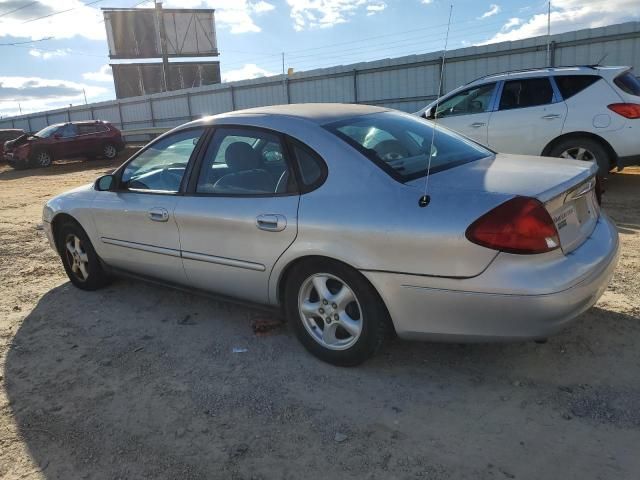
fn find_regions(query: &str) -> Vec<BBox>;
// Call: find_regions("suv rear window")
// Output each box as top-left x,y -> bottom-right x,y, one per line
614,72 -> 640,96
555,75 -> 600,100
324,111 -> 492,182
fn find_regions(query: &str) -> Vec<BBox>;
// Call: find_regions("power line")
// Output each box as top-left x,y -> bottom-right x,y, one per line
21,0 -> 105,24
0,1 -> 39,18
0,36 -> 53,46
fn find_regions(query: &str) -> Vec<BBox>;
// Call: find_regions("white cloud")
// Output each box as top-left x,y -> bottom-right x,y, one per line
0,76 -> 107,115
479,4 -> 501,19
28,48 -> 69,60
481,0 -> 640,45
82,64 -> 113,83
421,0 -> 433,4
501,17 -> 522,31
222,63 -> 276,82
0,0 -> 105,41
287,0 -> 388,31
366,2 -> 386,16
164,0 -> 276,34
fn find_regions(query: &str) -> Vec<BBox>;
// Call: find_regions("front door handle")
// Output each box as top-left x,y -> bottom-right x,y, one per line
542,114 -> 561,119
149,207 -> 169,222
256,214 -> 287,232
470,122 -> 486,128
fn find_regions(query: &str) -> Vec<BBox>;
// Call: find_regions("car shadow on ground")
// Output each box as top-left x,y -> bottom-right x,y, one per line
5,278 -> 640,479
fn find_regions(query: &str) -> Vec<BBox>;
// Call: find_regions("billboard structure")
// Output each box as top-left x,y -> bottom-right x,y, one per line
103,4 -> 221,98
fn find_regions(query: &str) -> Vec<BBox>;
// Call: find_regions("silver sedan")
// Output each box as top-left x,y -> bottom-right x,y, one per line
42,104 -> 619,366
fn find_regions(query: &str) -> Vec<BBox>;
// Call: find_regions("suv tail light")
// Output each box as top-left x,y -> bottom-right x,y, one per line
465,197 -> 560,254
607,103 -> 640,119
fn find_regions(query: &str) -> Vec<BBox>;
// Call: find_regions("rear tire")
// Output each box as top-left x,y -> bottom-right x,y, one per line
57,221 -> 111,291
284,259 -> 391,366
548,137 -> 611,176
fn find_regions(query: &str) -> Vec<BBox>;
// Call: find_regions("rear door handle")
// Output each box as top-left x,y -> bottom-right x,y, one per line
149,207 -> 169,222
470,122 -> 486,128
542,114 -> 561,119
256,214 -> 286,232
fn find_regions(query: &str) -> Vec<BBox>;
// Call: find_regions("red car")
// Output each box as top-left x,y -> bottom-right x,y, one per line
0,129 -> 26,161
4,121 -> 124,169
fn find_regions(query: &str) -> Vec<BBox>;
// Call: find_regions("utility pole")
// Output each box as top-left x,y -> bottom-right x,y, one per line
83,88 -> 88,105
18,103 -> 22,115
281,52 -> 286,102
156,1 -> 170,92
546,1 -> 551,66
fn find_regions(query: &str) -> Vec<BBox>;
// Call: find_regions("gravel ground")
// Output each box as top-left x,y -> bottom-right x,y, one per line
0,157 -> 639,480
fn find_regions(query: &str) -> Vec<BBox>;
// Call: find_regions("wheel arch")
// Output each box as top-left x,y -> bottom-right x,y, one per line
541,131 -> 618,166
50,213 -> 83,254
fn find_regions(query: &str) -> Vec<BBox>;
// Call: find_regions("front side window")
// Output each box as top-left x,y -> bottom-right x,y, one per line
325,111 -> 492,182
499,78 -> 553,110
59,124 -> 78,138
196,127 -> 295,195
614,71 -> 640,96
121,128 -> 204,193
435,83 -> 496,118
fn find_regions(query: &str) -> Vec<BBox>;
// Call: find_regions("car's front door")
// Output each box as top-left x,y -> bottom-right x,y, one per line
91,127 -> 205,283
487,77 -> 567,155
175,126 -> 300,304
433,83 -> 497,145
52,123 -> 80,159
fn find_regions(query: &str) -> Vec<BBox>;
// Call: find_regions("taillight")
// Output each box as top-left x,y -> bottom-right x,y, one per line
607,103 -> 640,119
465,197 -> 560,254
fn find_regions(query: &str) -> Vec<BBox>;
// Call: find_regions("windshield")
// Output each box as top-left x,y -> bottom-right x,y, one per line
324,111 -> 493,182
35,125 -> 60,138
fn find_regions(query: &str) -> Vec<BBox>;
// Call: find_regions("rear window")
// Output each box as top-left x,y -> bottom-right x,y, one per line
555,75 -> 600,100
324,111 -> 492,182
614,72 -> 640,96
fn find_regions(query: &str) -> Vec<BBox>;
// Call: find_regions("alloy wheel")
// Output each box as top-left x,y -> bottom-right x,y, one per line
36,151 -> 52,167
65,234 -> 90,282
103,144 -> 117,159
560,147 -> 596,162
298,273 -> 363,351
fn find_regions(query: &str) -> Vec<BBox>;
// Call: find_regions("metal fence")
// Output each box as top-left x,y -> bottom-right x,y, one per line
2,21 -> 639,138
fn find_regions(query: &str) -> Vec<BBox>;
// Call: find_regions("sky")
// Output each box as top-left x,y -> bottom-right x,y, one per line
0,0 -> 639,117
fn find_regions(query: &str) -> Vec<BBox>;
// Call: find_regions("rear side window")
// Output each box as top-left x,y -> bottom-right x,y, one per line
555,75 -> 600,100
499,78 -> 554,110
291,141 -> 326,190
78,124 -> 98,135
614,72 -> 640,96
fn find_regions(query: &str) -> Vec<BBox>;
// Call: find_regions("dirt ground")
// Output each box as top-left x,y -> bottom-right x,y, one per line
0,155 -> 639,480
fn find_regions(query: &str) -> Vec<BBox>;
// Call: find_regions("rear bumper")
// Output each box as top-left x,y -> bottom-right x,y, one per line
363,213 -> 620,341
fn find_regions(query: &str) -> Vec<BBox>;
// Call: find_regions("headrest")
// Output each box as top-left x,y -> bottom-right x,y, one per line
225,142 -> 260,171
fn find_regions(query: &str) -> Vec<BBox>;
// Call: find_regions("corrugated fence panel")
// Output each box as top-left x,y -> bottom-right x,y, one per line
3,22 -> 639,132
189,89 -> 233,116
152,96 -> 190,123
290,74 -> 355,103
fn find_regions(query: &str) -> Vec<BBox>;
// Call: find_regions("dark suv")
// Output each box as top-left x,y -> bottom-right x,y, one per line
4,121 -> 124,169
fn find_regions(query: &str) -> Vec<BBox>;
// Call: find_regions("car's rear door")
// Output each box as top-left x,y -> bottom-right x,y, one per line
91,127 -> 206,283
433,83 -> 497,145
53,123 -> 81,158
174,126 -> 300,304
487,77 -> 567,155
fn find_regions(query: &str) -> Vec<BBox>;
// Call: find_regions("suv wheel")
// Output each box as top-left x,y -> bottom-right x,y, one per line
548,137 -> 611,176
31,150 -> 52,168
284,259 -> 391,366
102,143 -> 117,159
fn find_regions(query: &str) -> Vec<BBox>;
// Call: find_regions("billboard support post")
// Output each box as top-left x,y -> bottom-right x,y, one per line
156,2 -> 170,92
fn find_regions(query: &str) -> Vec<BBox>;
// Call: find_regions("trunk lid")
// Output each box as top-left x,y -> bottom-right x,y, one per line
408,153 -> 600,253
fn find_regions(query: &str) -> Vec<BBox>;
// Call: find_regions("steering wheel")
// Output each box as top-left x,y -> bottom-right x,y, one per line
373,140 -> 411,162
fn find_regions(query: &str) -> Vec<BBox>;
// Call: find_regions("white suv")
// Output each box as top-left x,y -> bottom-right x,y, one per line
416,66 -> 640,174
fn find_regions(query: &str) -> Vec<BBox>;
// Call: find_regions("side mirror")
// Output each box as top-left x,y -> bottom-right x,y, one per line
95,174 -> 115,191
423,107 -> 435,120
53,133 -> 61,139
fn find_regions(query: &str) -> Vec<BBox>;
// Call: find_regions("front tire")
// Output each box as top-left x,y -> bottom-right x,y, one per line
548,137 -> 611,176
102,143 -> 118,160
30,149 -> 52,168
57,221 -> 111,291
284,259 -> 391,366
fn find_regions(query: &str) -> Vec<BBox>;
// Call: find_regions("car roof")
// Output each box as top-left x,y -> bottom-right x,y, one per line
197,103 -> 391,126
468,65 -> 629,85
